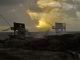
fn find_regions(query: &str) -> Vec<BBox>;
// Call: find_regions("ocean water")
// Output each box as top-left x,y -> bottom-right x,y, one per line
0,31 -> 80,40
0,32 -> 56,40
0,32 -> 11,40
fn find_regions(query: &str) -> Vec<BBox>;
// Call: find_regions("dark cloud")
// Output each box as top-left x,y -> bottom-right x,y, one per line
0,0 -> 42,12
0,6 -> 38,27
26,0 -> 42,12
0,0 -> 28,6
65,0 -> 74,4
0,0 -> 42,29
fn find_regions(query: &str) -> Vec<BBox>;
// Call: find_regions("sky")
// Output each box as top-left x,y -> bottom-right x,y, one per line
0,0 -> 80,32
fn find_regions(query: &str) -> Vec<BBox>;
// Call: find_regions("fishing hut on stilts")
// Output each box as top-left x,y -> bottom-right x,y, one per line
0,15 -> 33,39
52,23 -> 66,35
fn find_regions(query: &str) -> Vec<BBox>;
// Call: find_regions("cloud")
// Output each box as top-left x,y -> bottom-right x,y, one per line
0,0 -> 80,31
0,0 -> 27,6
11,9 -> 17,12
0,0 -> 42,12
0,0 -> 41,26
26,0 -> 80,31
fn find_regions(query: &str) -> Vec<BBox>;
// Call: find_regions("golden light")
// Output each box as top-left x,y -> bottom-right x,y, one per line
36,25 -> 40,28
37,0 -> 56,7
26,9 -> 38,20
26,9 -> 34,16
26,0 -> 59,30
36,19 -> 48,28
26,9 -> 49,28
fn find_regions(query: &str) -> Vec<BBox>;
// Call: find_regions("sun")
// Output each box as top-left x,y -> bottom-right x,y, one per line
36,25 -> 41,28
36,19 -> 48,28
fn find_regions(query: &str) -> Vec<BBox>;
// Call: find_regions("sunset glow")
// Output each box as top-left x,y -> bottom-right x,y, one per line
26,0 -> 61,29
0,0 -> 80,32
26,9 -> 49,28
36,19 -> 48,28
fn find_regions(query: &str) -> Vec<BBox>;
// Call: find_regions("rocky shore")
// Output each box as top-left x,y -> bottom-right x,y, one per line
0,33 -> 80,60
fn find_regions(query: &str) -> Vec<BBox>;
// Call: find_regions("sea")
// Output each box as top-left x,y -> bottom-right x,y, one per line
0,32 -> 55,40
0,31 -> 80,40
